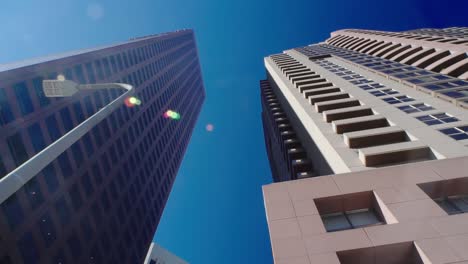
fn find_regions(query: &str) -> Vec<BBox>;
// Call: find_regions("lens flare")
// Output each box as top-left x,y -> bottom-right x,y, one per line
206,124 -> 214,132
164,110 -> 181,120
124,96 -> 141,108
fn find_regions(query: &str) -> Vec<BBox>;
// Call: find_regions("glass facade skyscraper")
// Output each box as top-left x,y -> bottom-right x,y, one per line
0,29 -> 204,264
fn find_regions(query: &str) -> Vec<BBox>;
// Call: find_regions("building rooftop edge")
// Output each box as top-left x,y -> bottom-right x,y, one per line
0,29 -> 193,73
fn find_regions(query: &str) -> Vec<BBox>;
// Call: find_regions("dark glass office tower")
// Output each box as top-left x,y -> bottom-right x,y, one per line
0,29 -> 205,264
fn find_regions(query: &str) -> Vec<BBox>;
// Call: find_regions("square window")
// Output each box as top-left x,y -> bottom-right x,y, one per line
315,191 -> 386,232
419,178 -> 468,215
337,242 -> 425,264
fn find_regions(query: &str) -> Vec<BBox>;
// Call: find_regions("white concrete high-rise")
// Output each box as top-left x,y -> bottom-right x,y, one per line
260,27 -> 468,264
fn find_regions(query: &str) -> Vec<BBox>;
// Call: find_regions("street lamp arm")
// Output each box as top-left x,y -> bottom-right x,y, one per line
77,83 -> 133,92
0,82 -> 134,204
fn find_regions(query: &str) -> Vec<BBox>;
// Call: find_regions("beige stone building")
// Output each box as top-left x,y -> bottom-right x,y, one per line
260,27 -> 468,264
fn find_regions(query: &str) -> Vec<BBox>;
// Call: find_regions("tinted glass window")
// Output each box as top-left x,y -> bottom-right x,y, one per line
85,63 -> 96,83
92,163 -> 103,185
60,107 -> 74,132
103,58 -> 111,77
71,142 -> 84,167
81,172 -> 95,196
41,164 -> 59,193
37,212 -> 57,247
13,82 -> 34,116
110,56 -> 118,73
91,202 -> 102,225
7,133 -> 29,166
58,151 -> 73,178
116,54 -> 124,70
64,68 -> 73,80
84,95 -> 94,117
95,60 -> 104,80
100,190 -> 111,212
101,120 -> 111,139
17,232 -> 39,263
73,64 -> 86,83
94,91 -> 103,109
101,153 -> 111,173
27,123 -> 46,152
80,216 -> 94,241
82,133 -> 94,156
67,232 -> 82,258
32,77 -> 50,107
55,197 -> 71,226
0,155 -> 7,178
1,193 -> 24,230
73,101 -> 85,123
53,250 -> 67,264
24,177 -> 45,210
69,183 -> 83,210
45,114 -> 62,141
0,88 -> 15,125
92,126 -> 103,147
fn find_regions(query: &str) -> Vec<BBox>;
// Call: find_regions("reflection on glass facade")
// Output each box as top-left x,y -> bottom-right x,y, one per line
0,29 -> 204,264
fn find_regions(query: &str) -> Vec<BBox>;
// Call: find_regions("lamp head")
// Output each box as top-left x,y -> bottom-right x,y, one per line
43,80 -> 79,97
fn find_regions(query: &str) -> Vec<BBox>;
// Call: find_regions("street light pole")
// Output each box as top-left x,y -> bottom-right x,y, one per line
0,79 -> 134,204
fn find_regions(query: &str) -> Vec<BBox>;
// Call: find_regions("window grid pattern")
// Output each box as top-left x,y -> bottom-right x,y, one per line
304,51 -> 463,142
296,43 -> 468,106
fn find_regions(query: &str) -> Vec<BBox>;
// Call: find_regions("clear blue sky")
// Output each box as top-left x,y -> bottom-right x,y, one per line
1,0 -> 467,263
